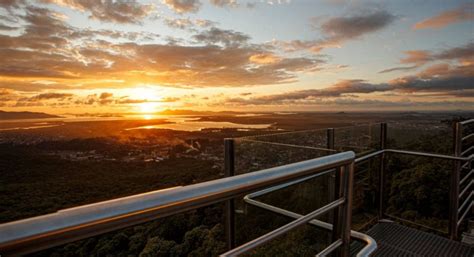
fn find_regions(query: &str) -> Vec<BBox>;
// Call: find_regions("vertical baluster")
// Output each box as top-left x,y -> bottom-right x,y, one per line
224,138 -> 236,250
340,162 -> 355,257
449,122 -> 462,240
378,123 -> 387,219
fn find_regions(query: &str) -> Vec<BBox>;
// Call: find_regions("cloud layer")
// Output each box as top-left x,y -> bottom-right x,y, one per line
413,3 -> 474,29
0,6 -> 324,93
39,0 -> 154,24
0,1 -> 472,111
379,43 -> 474,73
277,9 -> 397,52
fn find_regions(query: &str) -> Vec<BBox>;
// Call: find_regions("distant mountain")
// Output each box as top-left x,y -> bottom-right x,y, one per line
158,109 -> 238,116
0,110 -> 61,120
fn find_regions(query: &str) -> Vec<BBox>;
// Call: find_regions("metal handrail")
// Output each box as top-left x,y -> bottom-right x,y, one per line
459,119 -> 474,125
458,202 -> 474,226
238,138 -> 337,152
459,180 -> 473,199
221,157 -> 356,256
235,146 -> 473,255
222,198 -> 346,256
460,169 -> 473,185
459,192 -> 473,214
355,149 -> 473,162
241,175 -> 378,257
0,152 -> 355,256
461,146 -> 474,157
462,133 -> 474,142
229,147 -> 473,257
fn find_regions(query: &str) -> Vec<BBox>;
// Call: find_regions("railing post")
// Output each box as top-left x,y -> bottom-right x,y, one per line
340,162 -> 355,257
224,139 -> 236,250
449,122 -> 462,240
332,166 -> 343,249
327,128 -> 336,235
378,123 -> 387,219
327,128 -> 335,150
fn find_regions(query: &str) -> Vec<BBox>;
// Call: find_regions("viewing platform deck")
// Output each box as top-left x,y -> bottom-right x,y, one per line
352,221 -> 474,256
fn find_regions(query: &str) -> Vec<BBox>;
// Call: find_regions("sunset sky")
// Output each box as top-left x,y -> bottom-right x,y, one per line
0,0 -> 473,114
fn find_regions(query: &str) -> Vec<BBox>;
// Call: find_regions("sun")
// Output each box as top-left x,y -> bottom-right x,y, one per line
139,102 -> 159,113
130,87 -> 159,100
127,87 -> 163,116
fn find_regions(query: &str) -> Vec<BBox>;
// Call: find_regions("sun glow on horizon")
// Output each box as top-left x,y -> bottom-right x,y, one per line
128,87 -> 164,116
138,102 -> 161,114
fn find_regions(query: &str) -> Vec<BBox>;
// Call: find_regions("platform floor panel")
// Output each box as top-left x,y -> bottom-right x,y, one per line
352,222 -> 474,257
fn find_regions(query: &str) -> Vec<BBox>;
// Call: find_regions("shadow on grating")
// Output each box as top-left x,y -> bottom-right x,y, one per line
351,221 -> 474,257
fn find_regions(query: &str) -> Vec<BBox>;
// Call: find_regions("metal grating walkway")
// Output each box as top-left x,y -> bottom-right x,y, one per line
352,221 -> 474,257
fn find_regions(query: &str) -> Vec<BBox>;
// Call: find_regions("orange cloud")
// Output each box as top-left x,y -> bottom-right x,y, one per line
0,6 -> 324,93
413,4 -> 474,29
39,0 -> 154,24
249,53 -> 281,64
163,0 -> 201,14
400,50 -> 431,65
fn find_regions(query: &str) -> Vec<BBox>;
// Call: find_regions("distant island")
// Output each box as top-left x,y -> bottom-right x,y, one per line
0,110 -> 61,120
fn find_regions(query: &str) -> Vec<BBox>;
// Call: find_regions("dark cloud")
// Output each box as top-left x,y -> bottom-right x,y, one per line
163,0 -> 201,14
99,92 -> 113,99
380,43 -> 474,73
164,17 -> 193,29
278,9 -> 397,52
0,88 -> 13,96
435,42 -> 474,60
0,23 -> 17,30
393,75 -> 473,93
98,92 -> 113,104
116,98 -> 148,104
319,10 -> 396,44
378,65 -> 418,74
220,95 -> 473,109
413,3 -> 474,29
391,63 -> 474,93
252,79 -> 391,103
193,27 -> 250,47
161,97 -> 180,102
222,63 -> 474,106
0,79 -> 70,92
40,0 -> 153,24
246,2 -> 256,9
30,92 -> 74,100
163,18 -> 216,30
210,0 -> 238,8
0,88 -> 19,106
79,29 -> 160,41
0,0 -> 25,9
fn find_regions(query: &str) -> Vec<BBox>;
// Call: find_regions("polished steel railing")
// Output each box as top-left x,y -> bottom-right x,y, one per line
241,174 -> 377,257
0,151 -> 371,257
226,120 -> 473,243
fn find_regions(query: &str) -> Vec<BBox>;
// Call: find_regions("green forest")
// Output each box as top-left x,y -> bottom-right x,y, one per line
1,118 -> 472,256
